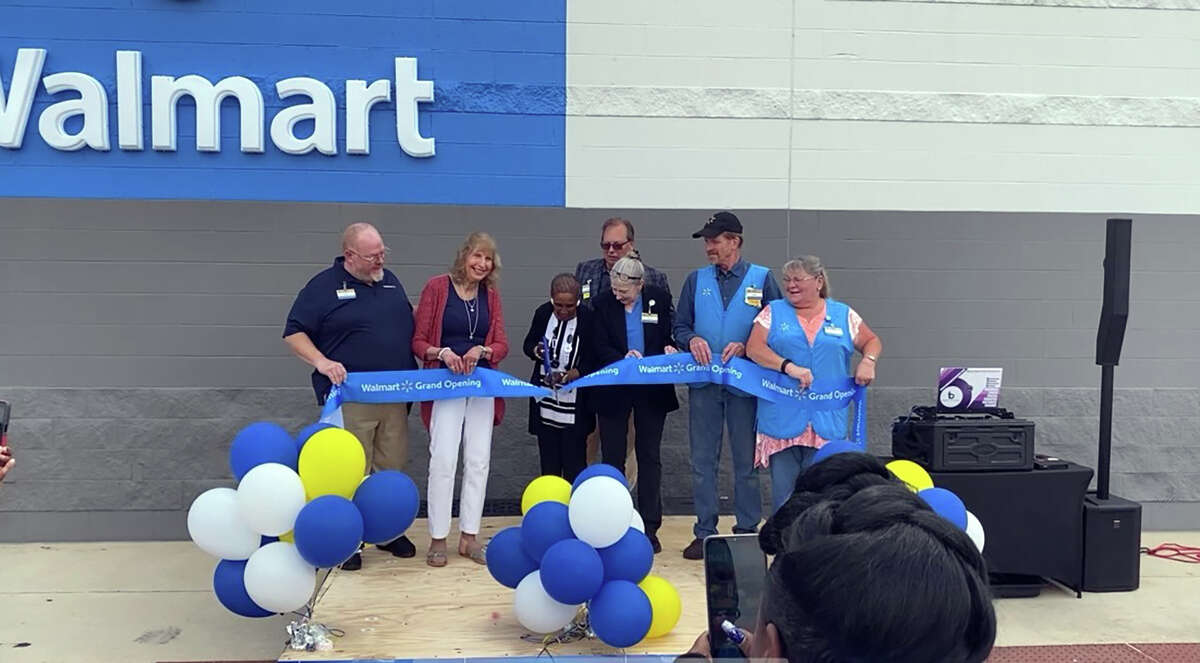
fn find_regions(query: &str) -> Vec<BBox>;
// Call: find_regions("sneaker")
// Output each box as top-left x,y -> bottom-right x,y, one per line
341,551 -> 362,571
648,534 -> 662,555
682,538 -> 704,560
376,535 -> 416,558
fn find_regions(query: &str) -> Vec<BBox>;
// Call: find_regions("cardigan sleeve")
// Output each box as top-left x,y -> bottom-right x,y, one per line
523,303 -> 550,362
411,276 -> 441,360
485,286 -> 510,364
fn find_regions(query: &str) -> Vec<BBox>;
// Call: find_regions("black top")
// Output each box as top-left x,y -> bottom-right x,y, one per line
284,257 -> 416,403
523,302 -> 595,435
588,285 -> 680,417
441,283 -> 491,369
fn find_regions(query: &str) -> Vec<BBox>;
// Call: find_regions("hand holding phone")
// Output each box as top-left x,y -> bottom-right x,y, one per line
704,534 -> 767,659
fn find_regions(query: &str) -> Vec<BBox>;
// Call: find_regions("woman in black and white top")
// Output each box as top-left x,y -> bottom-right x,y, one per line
522,273 -> 593,482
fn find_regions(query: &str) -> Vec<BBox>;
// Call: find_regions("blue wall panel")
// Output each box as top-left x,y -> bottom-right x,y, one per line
0,0 -> 566,205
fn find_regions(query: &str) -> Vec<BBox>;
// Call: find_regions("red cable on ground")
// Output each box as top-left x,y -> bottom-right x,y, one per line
1140,542 -> 1200,564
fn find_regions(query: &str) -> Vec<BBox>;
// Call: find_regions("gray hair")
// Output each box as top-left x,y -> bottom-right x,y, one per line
783,255 -> 830,298
341,222 -> 381,251
610,256 -> 645,288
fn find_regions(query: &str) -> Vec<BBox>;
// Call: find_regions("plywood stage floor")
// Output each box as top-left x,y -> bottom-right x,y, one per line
279,519 -> 1200,662
280,515 -> 713,661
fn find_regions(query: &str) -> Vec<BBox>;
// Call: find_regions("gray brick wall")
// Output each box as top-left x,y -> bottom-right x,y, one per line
2,200 -> 1197,540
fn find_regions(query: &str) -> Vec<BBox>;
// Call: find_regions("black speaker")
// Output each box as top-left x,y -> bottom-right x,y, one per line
1082,493 -> 1141,592
1096,218 -> 1131,366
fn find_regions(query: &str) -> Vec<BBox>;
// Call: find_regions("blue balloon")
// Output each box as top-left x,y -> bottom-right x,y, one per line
598,529 -> 653,583
919,487 -> 968,530
812,440 -> 863,466
486,527 -> 539,589
213,559 -> 273,618
353,471 -> 420,544
589,580 -> 652,648
293,495 -> 364,568
572,464 -> 628,493
229,421 -> 298,480
521,501 -> 575,561
540,539 -> 604,605
295,422 -> 335,452
259,535 -> 279,547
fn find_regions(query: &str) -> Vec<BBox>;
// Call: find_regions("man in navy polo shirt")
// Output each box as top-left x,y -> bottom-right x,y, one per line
283,222 -> 418,569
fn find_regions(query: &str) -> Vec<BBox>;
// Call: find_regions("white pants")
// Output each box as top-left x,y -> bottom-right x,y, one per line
427,396 -> 494,539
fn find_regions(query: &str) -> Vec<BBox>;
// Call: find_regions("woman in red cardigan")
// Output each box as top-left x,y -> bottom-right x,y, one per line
412,232 -> 509,567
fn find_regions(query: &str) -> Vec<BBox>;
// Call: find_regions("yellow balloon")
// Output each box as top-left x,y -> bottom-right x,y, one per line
886,459 -> 934,493
278,530 -> 294,543
639,574 -> 682,639
298,428 -> 366,500
520,475 -> 572,514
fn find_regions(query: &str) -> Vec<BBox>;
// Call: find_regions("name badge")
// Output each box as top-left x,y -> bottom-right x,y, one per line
744,286 -> 763,307
582,281 -> 592,300
382,284 -> 397,289
824,325 -> 844,337
641,313 -> 659,324
336,288 -> 357,300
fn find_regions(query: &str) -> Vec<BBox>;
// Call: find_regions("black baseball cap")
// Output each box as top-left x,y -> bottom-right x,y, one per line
692,211 -> 743,238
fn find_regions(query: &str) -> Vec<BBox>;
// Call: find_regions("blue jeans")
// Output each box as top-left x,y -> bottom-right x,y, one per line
688,385 -> 761,538
768,445 -> 818,513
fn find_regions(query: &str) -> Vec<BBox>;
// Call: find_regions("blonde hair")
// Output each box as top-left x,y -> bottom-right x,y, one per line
450,232 -> 501,288
783,255 -> 829,298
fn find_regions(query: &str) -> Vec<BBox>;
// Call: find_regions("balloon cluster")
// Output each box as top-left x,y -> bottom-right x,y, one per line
187,421 -> 420,618
486,465 -> 682,648
813,441 -> 986,552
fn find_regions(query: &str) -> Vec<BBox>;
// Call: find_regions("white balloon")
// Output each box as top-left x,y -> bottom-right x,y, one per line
965,511 -> 986,553
237,463 -> 307,536
244,542 -> 316,614
514,571 -> 578,634
569,476 -> 634,548
630,509 -> 645,534
187,487 -> 261,560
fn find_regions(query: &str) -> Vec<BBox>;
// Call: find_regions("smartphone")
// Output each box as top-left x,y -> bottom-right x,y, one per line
0,399 -> 10,448
704,534 -> 767,659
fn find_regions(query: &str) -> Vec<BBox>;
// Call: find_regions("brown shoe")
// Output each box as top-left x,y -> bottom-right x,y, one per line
683,538 -> 704,560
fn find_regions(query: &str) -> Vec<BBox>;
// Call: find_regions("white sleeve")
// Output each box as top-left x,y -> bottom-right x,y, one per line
848,308 -> 863,343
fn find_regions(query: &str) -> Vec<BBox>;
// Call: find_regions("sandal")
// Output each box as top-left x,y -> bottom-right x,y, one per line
426,548 -> 448,568
458,540 -> 487,565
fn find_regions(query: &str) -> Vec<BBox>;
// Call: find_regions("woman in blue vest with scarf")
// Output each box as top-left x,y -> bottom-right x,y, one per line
746,255 -> 883,512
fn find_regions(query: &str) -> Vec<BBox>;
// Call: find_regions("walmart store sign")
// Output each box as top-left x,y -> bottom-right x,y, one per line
0,48 -> 436,157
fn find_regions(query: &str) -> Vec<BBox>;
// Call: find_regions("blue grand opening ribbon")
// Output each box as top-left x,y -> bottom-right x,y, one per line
566,354 -> 868,444
565,353 -> 785,400
319,368 -> 550,426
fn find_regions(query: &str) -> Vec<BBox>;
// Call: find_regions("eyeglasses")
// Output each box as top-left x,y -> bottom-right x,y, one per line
349,247 -> 390,263
783,274 -> 820,284
601,240 -> 630,251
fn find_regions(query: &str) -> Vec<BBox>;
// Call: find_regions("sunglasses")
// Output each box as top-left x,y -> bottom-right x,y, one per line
601,240 -> 630,251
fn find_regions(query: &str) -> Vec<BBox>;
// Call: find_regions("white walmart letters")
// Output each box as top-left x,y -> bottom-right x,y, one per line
0,48 -> 436,156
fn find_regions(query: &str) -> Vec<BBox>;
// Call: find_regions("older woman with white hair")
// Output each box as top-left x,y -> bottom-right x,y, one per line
746,255 -> 882,512
587,255 -> 678,553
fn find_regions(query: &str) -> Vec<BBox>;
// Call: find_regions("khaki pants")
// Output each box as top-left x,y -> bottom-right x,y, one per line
585,414 -> 637,488
341,402 -> 409,473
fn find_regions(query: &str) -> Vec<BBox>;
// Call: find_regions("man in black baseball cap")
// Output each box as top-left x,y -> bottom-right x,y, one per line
691,210 -> 744,238
673,211 -> 782,559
